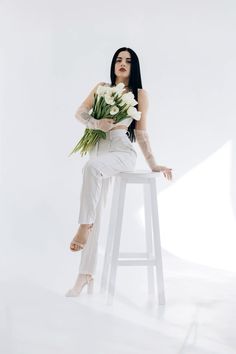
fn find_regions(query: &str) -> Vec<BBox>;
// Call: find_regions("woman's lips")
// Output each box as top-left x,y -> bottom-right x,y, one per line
119,68 -> 126,71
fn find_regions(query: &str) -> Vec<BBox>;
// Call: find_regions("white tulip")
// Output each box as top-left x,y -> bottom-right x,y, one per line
127,106 -> 141,120
120,92 -> 138,106
122,92 -> 133,103
104,93 -> 115,105
96,85 -> 113,97
105,86 -> 113,95
113,82 -> 125,94
110,106 -> 119,115
96,85 -> 107,96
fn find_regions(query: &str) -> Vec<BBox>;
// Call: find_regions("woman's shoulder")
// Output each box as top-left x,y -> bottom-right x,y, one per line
98,81 -> 110,87
138,88 -> 148,101
92,81 -> 109,89
138,88 -> 148,94
90,82 -> 110,94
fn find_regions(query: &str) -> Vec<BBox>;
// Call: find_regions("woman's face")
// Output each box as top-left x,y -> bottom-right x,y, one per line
114,51 -> 131,80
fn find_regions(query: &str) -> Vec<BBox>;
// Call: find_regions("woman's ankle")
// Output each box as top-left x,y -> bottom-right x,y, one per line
80,223 -> 94,229
79,272 -> 93,278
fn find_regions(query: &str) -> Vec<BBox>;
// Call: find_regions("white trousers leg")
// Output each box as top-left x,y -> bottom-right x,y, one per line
78,179 -> 109,275
78,129 -> 137,275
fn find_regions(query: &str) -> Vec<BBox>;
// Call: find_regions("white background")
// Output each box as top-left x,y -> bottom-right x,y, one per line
1,1 -> 236,353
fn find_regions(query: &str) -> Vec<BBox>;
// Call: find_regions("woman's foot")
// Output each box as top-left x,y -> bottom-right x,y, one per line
70,224 -> 93,251
65,273 -> 94,296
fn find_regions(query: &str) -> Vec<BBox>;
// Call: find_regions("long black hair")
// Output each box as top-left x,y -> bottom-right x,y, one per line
109,47 -> 143,143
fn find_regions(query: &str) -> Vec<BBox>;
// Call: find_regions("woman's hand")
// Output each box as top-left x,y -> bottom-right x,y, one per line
97,118 -> 115,132
151,165 -> 173,180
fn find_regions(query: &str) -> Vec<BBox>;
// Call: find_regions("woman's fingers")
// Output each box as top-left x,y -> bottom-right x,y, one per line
98,118 -> 115,131
163,168 -> 173,180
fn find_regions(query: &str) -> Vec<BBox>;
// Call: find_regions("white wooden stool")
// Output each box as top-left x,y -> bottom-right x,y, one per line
100,170 -> 165,305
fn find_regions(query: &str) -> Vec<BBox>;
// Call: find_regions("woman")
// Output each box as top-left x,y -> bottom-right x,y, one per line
66,47 -> 172,296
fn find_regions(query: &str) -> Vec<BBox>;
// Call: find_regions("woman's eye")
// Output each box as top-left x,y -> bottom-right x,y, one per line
116,59 -> 131,63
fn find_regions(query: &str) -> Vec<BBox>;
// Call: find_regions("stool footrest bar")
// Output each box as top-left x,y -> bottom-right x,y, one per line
117,259 -> 156,266
119,252 -> 153,258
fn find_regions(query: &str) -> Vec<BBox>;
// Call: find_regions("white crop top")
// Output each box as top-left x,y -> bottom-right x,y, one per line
101,82 -> 133,128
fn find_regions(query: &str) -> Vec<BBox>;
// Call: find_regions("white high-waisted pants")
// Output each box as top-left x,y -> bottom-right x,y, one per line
78,129 -> 137,275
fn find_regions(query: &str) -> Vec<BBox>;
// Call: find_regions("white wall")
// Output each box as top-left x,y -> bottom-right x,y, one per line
1,0 -> 236,292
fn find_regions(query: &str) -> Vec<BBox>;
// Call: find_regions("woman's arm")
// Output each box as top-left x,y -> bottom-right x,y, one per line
134,89 -> 172,180
74,82 -> 114,132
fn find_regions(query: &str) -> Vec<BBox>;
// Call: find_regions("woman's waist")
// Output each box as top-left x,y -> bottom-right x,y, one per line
93,128 -> 136,155
107,128 -> 128,139
106,129 -> 136,151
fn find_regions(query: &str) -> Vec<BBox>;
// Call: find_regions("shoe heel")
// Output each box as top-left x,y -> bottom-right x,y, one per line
87,278 -> 94,294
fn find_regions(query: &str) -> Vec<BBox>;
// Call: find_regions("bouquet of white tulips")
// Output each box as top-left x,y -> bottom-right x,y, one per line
69,82 -> 141,156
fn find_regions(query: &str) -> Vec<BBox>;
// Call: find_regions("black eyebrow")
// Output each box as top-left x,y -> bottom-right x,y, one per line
117,56 -> 131,60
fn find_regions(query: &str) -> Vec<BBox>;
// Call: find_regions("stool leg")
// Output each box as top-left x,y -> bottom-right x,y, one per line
107,178 -> 126,305
143,183 -> 155,296
100,177 -> 120,293
150,179 -> 165,305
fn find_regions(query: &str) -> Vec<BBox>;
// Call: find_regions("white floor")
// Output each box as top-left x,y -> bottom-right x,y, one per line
1,249 -> 236,354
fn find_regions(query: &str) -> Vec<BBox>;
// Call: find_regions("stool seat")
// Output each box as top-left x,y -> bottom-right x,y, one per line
118,170 -> 159,178
100,170 -> 165,305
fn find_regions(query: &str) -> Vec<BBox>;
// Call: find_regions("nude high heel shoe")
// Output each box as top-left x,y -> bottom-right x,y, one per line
65,274 -> 94,297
